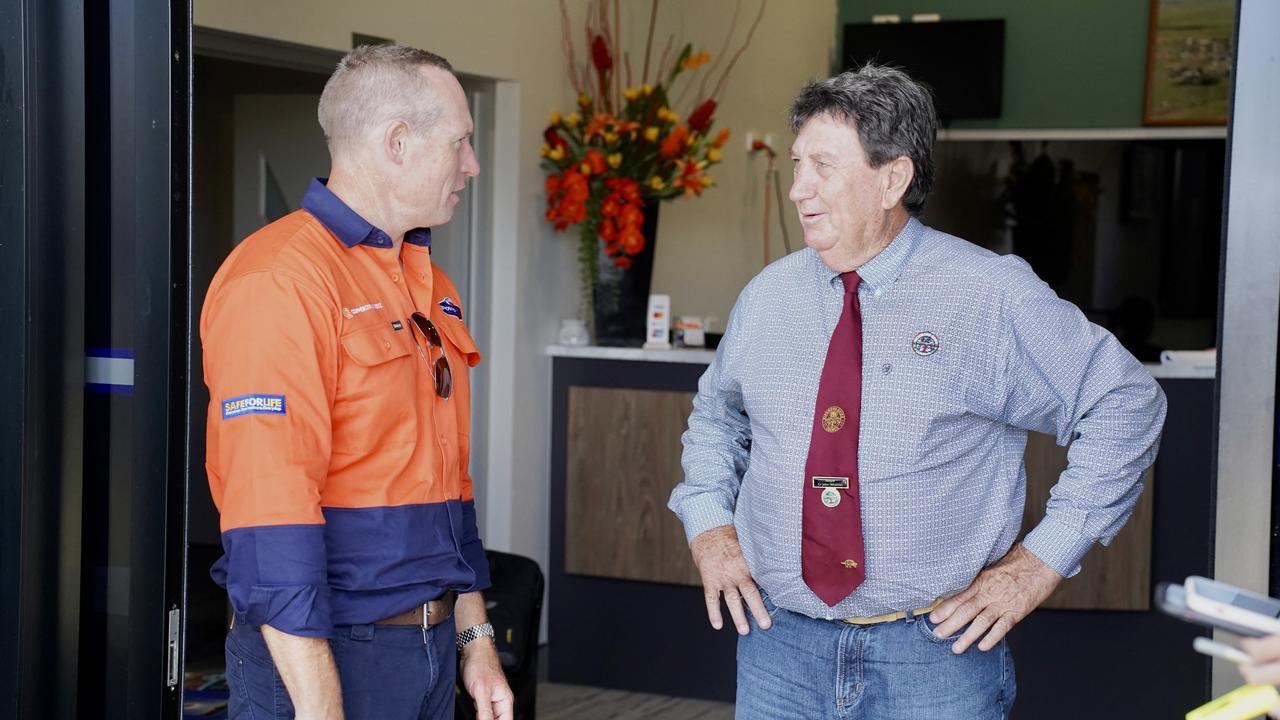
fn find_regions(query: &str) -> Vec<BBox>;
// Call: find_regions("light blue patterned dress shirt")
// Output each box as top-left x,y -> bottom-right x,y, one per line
669,218 -> 1167,620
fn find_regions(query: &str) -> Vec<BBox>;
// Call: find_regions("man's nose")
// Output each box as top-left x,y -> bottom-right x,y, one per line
788,173 -> 810,203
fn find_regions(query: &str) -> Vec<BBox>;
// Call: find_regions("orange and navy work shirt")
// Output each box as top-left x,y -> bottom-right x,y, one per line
201,178 -> 489,637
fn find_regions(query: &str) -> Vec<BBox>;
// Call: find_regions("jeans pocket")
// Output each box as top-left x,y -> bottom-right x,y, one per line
224,635 -> 257,720
758,589 -> 783,620
915,615 -> 961,645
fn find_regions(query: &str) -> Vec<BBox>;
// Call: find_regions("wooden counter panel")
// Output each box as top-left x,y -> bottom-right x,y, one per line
565,387 -> 702,586
1022,431 -> 1154,611
565,387 -> 1154,609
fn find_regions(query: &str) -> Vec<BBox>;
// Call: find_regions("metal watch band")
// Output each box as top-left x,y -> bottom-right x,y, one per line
455,622 -> 495,652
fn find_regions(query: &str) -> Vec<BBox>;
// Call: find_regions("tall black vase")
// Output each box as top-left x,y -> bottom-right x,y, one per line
593,201 -> 659,347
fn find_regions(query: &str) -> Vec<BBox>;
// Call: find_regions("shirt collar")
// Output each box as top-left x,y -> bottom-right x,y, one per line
300,177 -> 432,250
812,216 -> 923,293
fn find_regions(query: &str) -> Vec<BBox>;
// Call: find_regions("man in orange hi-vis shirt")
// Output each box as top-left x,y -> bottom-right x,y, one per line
201,45 -> 512,720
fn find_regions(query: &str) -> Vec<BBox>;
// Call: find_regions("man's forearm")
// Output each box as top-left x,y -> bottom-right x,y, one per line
261,624 -> 343,719
455,590 -> 490,635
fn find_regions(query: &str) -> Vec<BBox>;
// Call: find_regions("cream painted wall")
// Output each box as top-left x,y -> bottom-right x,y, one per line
194,0 -> 834,634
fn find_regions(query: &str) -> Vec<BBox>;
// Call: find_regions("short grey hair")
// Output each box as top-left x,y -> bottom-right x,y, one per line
317,45 -> 454,156
787,64 -> 938,216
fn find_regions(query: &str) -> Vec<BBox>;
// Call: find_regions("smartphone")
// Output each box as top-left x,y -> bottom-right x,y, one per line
1184,576 -> 1280,636
1155,581 -> 1271,638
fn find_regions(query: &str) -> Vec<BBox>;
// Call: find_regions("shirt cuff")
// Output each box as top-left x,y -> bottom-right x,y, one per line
1022,516 -> 1096,578
676,495 -> 736,545
217,524 -> 333,637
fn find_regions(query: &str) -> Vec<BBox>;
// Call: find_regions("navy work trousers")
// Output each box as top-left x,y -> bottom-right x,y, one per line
225,617 -> 457,720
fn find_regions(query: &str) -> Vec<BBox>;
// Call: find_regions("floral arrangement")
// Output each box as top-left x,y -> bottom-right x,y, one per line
541,0 -> 764,324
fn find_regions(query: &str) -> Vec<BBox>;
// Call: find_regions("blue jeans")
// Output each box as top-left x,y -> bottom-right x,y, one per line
736,595 -> 1015,719
225,617 -> 456,720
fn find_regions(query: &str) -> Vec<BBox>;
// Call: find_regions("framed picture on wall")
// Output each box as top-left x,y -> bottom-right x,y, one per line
1142,0 -> 1235,125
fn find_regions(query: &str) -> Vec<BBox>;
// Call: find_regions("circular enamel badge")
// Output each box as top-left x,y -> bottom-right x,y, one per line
912,331 -> 940,357
821,406 -> 847,433
821,488 -> 842,508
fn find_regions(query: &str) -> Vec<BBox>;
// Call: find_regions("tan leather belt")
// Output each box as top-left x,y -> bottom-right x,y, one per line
842,598 -> 943,626
377,590 -> 457,627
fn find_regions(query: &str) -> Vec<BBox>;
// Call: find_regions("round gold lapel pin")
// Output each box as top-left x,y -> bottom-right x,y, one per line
821,406 -> 847,433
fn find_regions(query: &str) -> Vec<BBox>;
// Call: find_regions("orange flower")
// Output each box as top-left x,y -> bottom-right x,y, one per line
681,52 -> 711,71
585,149 -> 607,175
711,128 -> 731,149
660,126 -> 688,158
619,227 -> 646,255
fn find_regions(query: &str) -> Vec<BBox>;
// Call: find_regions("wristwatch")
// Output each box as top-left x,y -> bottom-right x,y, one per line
456,622 -> 495,652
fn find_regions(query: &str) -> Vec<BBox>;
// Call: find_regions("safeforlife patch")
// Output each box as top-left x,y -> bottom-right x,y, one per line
438,297 -> 463,320
222,394 -> 286,420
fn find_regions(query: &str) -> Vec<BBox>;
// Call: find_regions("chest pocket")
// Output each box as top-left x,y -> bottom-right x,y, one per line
333,324 -> 416,451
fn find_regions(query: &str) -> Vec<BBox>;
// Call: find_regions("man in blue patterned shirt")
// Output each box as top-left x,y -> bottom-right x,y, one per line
669,65 -> 1166,719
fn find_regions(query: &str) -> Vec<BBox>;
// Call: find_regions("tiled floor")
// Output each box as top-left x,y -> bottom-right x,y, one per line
537,682 -> 735,720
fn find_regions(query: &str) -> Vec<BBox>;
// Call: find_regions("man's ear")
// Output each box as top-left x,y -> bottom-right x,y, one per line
881,155 -> 915,210
383,120 -> 410,165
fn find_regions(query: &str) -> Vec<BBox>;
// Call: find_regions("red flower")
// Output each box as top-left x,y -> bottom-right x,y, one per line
591,35 -> 613,72
660,126 -> 688,159
687,100 -> 717,133
544,127 -> 568,150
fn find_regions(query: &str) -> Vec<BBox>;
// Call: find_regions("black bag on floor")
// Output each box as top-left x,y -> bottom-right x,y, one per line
456,550 -> 544,720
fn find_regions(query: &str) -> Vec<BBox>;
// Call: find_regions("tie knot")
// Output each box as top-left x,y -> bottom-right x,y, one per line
841,272 -> 861,294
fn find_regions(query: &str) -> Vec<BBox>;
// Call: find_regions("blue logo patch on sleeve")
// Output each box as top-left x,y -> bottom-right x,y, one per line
438,297 -> 463,320
222,394 -> 287,420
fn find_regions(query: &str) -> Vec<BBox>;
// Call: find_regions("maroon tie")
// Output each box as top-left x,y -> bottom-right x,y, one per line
801,271 -> 866,607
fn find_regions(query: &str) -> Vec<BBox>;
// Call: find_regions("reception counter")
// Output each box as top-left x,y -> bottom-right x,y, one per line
546,346 -> 1215,718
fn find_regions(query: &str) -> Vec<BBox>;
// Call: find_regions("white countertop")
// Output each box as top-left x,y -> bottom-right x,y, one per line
547,344 -> 1216,379
546,344 -> 718,364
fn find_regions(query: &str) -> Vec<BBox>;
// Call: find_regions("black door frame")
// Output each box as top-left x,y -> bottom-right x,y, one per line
1,0 -> 190,716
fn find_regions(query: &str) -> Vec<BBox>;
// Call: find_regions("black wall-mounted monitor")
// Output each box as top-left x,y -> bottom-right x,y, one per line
842,19 -> 1005,123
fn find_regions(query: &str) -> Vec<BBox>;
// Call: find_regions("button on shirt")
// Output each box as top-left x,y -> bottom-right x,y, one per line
670,218 -> 1167,620
202,178 -> 489,637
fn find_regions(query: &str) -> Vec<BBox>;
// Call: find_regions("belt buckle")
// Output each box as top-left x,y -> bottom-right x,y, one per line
422,601 -> 431,643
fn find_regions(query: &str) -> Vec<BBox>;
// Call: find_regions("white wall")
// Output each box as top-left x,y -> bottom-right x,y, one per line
194,0 -> 835,636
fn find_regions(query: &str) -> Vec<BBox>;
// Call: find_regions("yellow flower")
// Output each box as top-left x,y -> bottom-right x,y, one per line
604,131 -> 620,145
607,153 -> 622,169
701,175 -> 715,187
539,143 -> 551,157
578,93 -> 592,108
707,147 -> 722,162
580,162 -> 592,175
624,87 -> 641,102
643,127 -> 660,142
696,159 -> 708,170
549,111 -> 562,126
649,176 -> 666,190
548,146 -> 565,161
641,84 -> 653,96
564,112 -> 582,129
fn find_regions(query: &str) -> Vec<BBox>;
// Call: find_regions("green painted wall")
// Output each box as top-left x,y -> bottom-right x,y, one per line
836,1 -> 1151,128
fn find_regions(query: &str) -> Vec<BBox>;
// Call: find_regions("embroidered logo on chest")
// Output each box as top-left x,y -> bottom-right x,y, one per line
912,331 -> 940,357
438,297 -> 463,320
341,302 -> 383,319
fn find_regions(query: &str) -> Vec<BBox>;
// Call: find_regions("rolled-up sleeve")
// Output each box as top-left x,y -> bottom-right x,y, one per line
669,291 -> 754,544
202,269 -> 338,637
994,257 -> 1167,577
